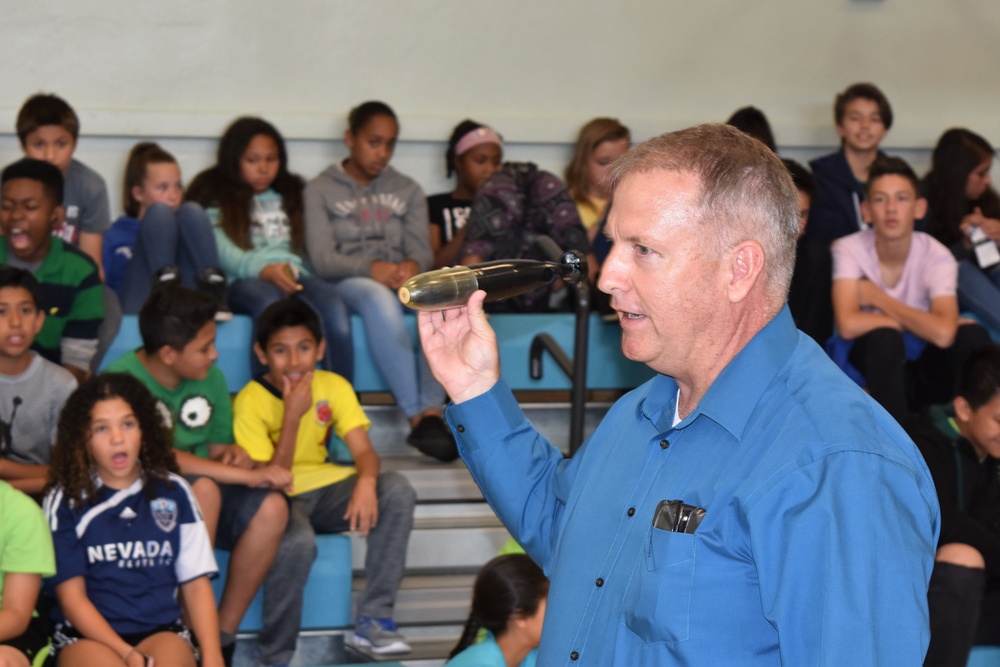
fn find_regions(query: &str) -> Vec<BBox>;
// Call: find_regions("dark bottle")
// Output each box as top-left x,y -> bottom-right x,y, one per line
399,250 -> 587,311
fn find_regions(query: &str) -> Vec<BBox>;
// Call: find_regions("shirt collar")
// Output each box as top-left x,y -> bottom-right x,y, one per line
641,306 -> 797,439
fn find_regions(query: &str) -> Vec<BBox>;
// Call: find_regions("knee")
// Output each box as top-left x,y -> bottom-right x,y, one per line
936,543 -> 985,569
192,477 -> 222,514
378,471 -> 417,511
281,517 -> 319,564
955,322 -> 991,350
253,492 -> 290,532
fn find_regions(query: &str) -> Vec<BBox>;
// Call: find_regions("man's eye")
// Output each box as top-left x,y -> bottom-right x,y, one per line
636,245 -> 651,256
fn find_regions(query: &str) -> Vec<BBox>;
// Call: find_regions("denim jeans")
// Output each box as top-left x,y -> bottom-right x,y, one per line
228,274 -> 353,380
119,202 -> 221,313
332,276 -> 445,417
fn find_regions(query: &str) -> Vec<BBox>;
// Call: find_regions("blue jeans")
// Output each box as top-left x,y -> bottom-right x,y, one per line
956,257 -> 1000,333
332,276 -> 445,417
228,274 -> 353,380
119,202 -> 221,313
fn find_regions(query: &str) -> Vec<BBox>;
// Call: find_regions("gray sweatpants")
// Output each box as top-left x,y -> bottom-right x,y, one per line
257,471 -> 416,665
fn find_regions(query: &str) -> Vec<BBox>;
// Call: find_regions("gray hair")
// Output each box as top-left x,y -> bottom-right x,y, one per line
608,124 -> 799,307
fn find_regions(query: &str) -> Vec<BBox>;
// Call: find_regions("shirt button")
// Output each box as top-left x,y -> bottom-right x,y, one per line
595,577 -> 604,587
659,439 -> 669,449
627,507 -> 635,517
570,651 -> 580,661
456,425 -> 465,433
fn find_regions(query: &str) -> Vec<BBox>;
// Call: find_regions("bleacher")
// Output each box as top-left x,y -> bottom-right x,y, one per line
101,310 -> 652,666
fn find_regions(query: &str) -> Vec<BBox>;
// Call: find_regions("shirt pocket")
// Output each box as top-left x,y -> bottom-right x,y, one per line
623,527 -> 696,644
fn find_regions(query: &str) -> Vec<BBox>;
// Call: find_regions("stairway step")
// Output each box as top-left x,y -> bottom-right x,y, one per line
350,525 -> 511,573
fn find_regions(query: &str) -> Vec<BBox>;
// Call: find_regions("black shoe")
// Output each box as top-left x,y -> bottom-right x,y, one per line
197,268 -> 234,322
152,265 -> 181,290
221,641 -> 236,667
406,415 -> 459,462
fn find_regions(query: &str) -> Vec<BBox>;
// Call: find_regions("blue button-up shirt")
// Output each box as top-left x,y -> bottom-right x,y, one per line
448,306 -> 939,666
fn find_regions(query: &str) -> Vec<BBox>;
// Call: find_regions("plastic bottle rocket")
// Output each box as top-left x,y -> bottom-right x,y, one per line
399,250 -> 587,311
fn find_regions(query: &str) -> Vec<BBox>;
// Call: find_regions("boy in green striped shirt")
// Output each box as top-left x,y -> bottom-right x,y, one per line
0,158 -> 103,383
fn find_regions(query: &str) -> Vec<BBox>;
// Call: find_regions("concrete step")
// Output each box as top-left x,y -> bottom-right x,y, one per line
352,573 -> 476,626
362,400 -> 613,460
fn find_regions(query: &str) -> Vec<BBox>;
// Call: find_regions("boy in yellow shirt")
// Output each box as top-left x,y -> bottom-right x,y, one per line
233,298 -> 416,661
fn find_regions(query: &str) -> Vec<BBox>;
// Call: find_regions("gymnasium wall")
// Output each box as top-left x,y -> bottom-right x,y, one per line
1,0 -> 997,213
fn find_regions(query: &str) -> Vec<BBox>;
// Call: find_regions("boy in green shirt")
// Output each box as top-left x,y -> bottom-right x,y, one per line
106,286 -> 291,666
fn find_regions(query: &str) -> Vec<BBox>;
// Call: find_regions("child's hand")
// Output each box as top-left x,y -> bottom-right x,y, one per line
370,260 -> 399,289
253,464 -> 294,492
215,444 -> 253,469
282,371 -> 314,421
344,476 -> 379,536
260,262 -> 302,295
394,260 -> 421,288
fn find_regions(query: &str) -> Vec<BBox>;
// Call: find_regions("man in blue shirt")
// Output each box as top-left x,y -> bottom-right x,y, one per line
418,124 -> 940,665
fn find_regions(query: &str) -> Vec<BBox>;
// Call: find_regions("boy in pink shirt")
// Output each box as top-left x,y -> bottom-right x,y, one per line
831,156 -> 990,422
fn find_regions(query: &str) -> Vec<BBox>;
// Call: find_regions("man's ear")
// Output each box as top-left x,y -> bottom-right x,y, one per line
915,197 -> 928,220
727,240 -> 765,304
253,342 -> 269,368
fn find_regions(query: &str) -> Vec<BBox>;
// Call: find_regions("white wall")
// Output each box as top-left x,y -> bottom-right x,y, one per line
1,0 -> 998,216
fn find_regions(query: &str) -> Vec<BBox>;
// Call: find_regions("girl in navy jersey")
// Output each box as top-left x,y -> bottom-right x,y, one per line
43,373 -> 222,667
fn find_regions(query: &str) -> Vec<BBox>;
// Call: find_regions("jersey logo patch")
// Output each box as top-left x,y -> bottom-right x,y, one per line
151,498 -> 178,532
316,400 -> 332,426
180,396 -> 212,429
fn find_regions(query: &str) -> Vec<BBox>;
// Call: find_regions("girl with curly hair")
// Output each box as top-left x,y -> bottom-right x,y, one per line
43,373 -> 222,667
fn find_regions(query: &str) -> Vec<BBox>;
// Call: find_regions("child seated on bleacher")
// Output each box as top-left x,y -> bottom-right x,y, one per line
0,159 -> 103,384
303,100 -> 455,461
0,267 -> 77,497
807,83 -> 893,244
784,159 -> 833,346
923,128 -> 1000,334
830,156 -> 991,422
104,142 -> 229,317
16,94 -> 110,272
233,297 -> 416,660
105,285 -> 292,667
186,117 -> 351,380
0,480 -> 55,667
43,373 -> 222,667
904,345 -> 1000,666
427,120 -> 504,268
446,554 -> 548,667
564,118 -> 631,242
16,93 -> 121,369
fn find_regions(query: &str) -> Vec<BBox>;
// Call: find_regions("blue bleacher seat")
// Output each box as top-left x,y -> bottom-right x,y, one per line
211,534 -> 353,632
969,646 -> 1000,667
103,312 -> 654,394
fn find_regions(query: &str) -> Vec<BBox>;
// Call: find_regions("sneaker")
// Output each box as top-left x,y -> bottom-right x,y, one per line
347,617 -> 412,655
151,265 -> 181,289
197,268 -> 234,322
406,415 -> 459,462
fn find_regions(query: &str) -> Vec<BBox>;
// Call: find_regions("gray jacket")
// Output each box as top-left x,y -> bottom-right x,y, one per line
304,162 -> 432,279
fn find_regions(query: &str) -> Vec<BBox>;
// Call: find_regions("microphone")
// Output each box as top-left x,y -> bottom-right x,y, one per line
399,250 -> 587,311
